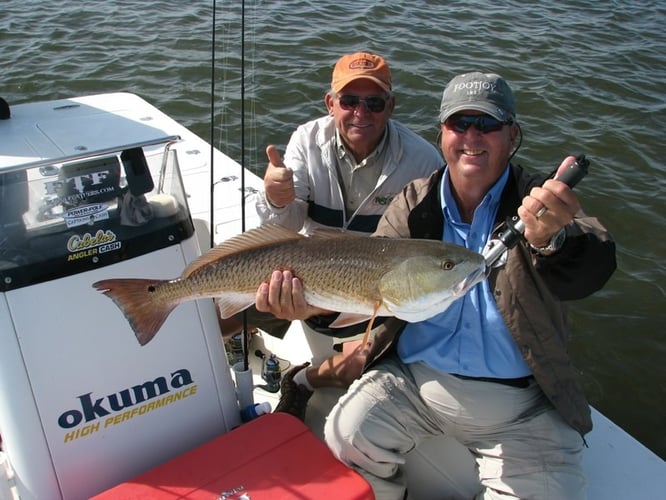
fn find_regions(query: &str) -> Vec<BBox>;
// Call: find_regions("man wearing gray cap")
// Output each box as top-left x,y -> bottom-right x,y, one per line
324,72 -> 616,499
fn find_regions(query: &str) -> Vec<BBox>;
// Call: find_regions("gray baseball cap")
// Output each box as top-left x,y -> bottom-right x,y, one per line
439,72 -> 516,123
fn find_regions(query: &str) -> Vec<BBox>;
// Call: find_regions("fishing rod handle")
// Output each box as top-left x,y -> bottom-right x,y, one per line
484,154 -> 591,268
552,154 -> 589,188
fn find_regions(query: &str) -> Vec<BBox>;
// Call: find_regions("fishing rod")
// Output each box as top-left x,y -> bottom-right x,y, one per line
483,154 -> 590,268
239,0 -> 251,372
209,2 -> 217,251
210,0 -> 251,372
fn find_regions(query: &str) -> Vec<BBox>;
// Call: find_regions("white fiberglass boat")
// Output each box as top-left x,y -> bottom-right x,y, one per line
0,92 -> 663,499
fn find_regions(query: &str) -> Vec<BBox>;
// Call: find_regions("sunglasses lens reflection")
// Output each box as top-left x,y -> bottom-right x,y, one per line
447,115 -> 508,133
338,95 -> 387,113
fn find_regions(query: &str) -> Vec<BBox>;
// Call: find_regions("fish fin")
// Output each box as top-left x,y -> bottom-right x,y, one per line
329,312 -> 374,328
93,278 -> 175,346
360,301 -> 381,348
182,224 -> 305,279
215,295 -> 256,319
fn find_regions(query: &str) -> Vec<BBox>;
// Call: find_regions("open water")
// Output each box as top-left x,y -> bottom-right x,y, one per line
2,1 -> 665,459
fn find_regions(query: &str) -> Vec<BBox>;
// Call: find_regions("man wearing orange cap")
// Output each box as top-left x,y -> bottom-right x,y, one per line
256,51 -> 441,235
222,52 -> 442,420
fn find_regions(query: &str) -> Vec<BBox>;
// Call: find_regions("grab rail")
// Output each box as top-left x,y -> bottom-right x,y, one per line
0,135 -> 181,174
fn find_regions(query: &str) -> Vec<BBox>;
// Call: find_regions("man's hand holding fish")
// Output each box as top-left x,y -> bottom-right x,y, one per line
255,269 -> 331,321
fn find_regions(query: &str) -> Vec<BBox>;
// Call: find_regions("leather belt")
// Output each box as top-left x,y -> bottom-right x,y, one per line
451,373 -> 533,389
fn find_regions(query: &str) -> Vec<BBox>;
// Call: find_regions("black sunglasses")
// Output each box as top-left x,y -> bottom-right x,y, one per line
445,114 -> 513,134
337,94 -> 389,113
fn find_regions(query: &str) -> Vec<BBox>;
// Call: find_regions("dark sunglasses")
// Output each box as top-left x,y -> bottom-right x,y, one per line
445,114 -> 513,134
337,94 -> 389,113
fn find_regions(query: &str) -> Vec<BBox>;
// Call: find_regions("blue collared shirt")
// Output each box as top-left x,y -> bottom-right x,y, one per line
396,166 -> 531,378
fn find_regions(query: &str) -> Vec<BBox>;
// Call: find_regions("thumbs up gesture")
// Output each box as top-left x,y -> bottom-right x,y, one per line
263,145 -> 295,208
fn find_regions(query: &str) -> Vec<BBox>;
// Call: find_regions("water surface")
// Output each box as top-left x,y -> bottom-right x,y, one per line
2,0 -> 664,458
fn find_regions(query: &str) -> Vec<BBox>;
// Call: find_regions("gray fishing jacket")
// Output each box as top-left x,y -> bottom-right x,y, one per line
374,166 -> 616,435
255,115 -> 442,235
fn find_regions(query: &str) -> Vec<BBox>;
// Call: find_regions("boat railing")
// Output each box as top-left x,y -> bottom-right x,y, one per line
0,135 -> 181,175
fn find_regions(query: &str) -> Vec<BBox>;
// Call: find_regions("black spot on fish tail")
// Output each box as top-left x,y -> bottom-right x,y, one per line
93,278 -> 176,346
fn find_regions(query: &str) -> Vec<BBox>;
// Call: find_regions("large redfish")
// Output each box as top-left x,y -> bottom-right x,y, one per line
93,224 -> 485,346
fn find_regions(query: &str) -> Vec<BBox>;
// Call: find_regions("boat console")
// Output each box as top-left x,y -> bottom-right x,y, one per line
0,141 -> 193,291
0,95 -> 242,499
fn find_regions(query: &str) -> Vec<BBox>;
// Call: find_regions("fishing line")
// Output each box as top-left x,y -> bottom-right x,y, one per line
211,1 -> 251,371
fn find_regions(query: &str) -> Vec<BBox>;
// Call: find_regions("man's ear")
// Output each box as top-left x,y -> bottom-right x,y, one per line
325,92 -> 335,115
510,122 -> 519,143
386,94 -> 396,115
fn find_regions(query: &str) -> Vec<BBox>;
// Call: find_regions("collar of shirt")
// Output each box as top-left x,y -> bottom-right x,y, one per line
334,124 -> 390,216
396,163 -> 532,379
440,165 -> 510,253
335,123 -> 389,170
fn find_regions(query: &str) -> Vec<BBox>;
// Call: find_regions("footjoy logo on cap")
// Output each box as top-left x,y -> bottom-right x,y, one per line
452,80 -> 497,95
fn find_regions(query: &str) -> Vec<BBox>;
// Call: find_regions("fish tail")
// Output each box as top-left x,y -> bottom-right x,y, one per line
93,278 -> 176,346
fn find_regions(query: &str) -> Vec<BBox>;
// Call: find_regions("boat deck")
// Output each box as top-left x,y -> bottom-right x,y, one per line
0,92 -> 663,499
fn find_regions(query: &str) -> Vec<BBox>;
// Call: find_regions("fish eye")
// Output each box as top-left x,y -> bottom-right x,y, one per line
441,260 -> 455,271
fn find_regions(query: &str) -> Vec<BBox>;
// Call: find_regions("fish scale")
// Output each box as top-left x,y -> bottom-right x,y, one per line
191,237 -> 391,300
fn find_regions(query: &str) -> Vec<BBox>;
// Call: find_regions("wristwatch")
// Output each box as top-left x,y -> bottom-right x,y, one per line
530,228 -> 566,256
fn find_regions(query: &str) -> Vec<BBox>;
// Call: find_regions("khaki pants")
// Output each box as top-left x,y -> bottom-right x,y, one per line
324,355 -> 585,500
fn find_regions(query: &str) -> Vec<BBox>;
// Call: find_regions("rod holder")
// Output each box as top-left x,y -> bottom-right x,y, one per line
232,362 -> 254,410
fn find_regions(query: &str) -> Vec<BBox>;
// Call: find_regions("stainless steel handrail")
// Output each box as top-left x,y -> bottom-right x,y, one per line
0,135 -> 181,174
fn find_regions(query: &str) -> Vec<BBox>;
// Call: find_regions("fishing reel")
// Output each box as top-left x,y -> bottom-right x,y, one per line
262,355 -> 282,393
254,349 -> 285,393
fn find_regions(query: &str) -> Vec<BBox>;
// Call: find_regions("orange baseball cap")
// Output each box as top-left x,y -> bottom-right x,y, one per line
331,52 -> 392,94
